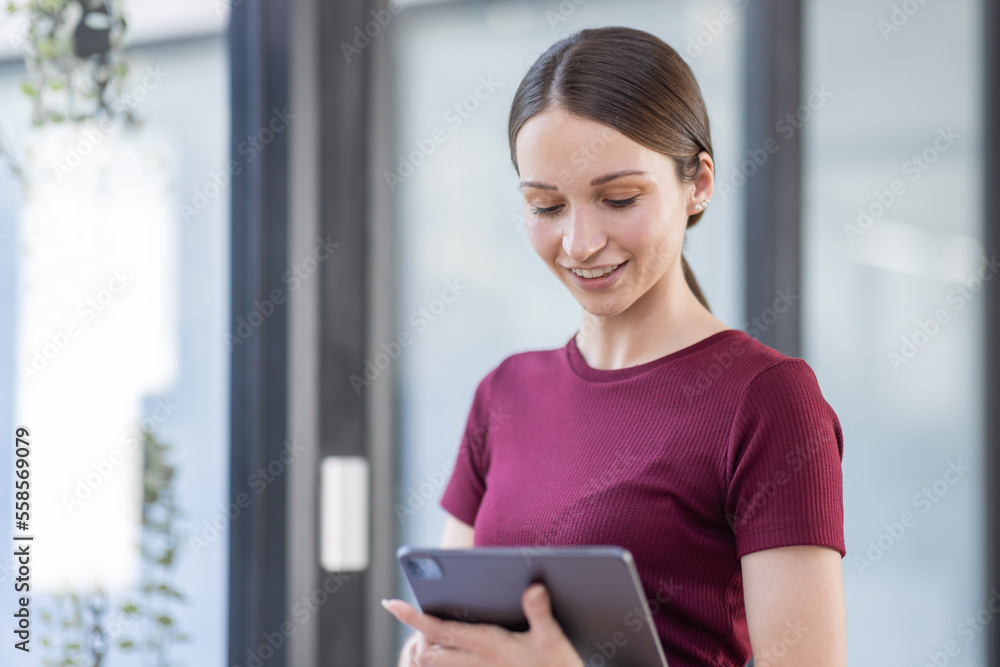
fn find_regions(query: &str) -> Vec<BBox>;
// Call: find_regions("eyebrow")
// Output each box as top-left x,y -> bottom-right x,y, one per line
518,169 -> 650,190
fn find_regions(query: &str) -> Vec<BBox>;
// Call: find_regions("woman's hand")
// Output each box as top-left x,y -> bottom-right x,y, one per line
382,583 -> 584,667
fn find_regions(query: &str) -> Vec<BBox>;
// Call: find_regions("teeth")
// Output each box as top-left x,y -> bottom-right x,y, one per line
572,264 -> 619,278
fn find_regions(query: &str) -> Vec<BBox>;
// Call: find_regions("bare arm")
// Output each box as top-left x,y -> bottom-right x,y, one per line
741,545 -> 846,667
396,514 -> 475,666
440,513 -> 475,549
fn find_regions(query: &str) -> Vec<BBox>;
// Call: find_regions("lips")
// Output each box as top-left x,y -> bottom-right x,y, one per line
565,261 -> 627,291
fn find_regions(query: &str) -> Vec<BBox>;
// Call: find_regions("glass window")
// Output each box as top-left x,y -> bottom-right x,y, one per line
803,1 -> 984,664
0,26 -> 230,667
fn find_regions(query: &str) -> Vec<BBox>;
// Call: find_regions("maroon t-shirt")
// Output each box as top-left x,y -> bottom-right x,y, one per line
439,328 -> 845,667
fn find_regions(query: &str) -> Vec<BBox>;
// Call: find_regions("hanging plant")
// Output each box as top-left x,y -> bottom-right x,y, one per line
0,0 -> 134,177
7,0 -> 132,126
130,430 -> 191,665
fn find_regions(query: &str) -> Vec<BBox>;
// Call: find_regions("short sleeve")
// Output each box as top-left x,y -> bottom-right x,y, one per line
439,369 -> 496,527
724,359 -> 846,558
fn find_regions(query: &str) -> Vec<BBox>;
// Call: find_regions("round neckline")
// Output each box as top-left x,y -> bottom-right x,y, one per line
565,328 -> 743,382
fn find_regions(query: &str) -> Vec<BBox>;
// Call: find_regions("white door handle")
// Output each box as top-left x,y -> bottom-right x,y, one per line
320,456 -> 369,571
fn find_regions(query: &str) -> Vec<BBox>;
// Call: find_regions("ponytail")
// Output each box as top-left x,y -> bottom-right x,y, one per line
681,254 -> 710,312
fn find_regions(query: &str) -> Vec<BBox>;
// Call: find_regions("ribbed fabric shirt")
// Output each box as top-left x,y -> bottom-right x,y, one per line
439,328 -> 845,667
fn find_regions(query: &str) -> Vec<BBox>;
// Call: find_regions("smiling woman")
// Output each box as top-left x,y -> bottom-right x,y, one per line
511,105 -> 722,360
384,25 -> 846,667
509,30 -> 714,321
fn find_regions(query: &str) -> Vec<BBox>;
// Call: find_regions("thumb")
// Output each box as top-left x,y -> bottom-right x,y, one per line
522,583 -> 559,635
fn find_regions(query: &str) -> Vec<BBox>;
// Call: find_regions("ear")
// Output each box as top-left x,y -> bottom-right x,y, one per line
686,151 -> 715,215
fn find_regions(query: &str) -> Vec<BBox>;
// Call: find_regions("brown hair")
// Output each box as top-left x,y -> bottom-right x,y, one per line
508,26 -> 713,311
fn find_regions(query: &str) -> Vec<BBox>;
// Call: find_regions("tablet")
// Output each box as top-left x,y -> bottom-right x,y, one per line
396,544 -> 669,667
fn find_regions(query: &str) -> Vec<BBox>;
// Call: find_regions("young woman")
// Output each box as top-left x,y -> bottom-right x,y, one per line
383,26 -> 846,667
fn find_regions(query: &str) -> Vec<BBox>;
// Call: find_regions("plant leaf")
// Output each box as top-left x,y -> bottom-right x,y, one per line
37,37 -> 57,59
157,583 -> 185,599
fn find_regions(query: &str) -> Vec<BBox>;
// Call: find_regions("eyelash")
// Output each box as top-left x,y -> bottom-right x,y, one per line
532,195 -> 640,217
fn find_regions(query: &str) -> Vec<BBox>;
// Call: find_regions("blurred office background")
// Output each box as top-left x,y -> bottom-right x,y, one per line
0,0 -> 996,666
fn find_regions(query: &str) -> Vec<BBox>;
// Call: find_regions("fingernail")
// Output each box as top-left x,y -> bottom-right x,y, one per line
380,598 -> 393,611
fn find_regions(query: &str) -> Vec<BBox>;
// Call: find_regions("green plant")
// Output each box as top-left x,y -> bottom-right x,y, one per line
40,590 -> 111,667
0,0 -> 136,178
128,430 -> 191,664
6,0 -> 132,126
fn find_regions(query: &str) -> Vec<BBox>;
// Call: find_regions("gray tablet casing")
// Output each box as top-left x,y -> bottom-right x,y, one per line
396,544 -> 669,667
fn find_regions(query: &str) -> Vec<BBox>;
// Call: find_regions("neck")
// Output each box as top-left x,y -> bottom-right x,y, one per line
574,260 -> 726,370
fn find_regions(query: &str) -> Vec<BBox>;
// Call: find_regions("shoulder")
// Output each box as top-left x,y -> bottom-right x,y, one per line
703,330 -> 828,400
466,345 -> 566,401
732,334 -> 832,416
474,339 -> 571,394
719,333 -> 843,460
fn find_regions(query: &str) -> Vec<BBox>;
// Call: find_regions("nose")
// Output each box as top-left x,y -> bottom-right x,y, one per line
562,206 -> 607,262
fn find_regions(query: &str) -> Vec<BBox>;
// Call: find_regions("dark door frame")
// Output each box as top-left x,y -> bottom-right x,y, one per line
984,0 -> 1000,664
228,0 -> 291,665
744,0 -> 803,358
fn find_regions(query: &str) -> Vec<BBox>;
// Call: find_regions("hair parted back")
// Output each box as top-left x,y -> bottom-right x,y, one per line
508,26 -> 714,311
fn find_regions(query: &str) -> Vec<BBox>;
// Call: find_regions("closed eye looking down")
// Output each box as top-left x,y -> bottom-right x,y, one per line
531,194 -> 641,216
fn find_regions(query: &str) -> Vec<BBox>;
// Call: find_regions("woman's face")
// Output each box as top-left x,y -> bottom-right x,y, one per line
514,105 -> 711,318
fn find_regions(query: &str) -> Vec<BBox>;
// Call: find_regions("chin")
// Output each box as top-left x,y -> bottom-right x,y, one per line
574,295 -> 628,319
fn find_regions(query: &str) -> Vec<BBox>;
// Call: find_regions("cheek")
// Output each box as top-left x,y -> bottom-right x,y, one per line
617,211 -> 657,245
525,218 -> 561,258
620,209 -> 684,266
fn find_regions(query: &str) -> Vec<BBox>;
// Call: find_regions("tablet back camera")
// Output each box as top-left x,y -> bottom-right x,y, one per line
404,556 -> 443,580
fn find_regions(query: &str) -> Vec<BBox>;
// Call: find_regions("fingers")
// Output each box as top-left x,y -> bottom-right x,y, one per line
383,599 -> 444,639
521,583 -> 560,637
413,640 -> 481,667
381,598 -> 487,650
404,628 -> 483,667
400,633 -> 425,667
